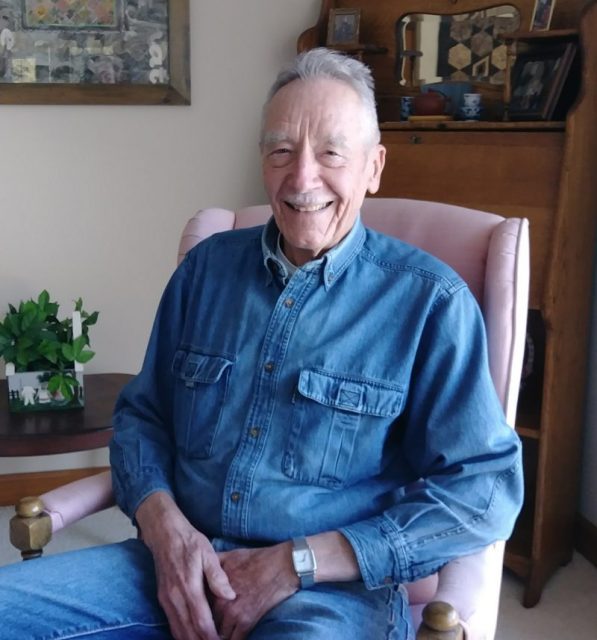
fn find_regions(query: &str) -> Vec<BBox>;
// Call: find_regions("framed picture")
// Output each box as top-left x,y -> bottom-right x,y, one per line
530,0 -> 556,31
508,42 -> 576,120
0,1 -> 190,105
326,8 -> 361,47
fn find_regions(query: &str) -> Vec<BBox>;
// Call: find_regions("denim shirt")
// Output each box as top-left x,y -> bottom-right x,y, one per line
110,216 -> 523,589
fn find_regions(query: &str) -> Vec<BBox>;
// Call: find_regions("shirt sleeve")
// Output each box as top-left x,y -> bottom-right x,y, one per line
109,255 -> 194,521
340,286 -> 524,589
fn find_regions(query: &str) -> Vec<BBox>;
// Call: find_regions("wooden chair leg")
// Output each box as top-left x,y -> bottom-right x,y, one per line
9,496 -> 52,560
416,601 -> 464,640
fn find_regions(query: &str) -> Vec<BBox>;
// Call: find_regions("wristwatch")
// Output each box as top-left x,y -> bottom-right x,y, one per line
291,536 -> 317,588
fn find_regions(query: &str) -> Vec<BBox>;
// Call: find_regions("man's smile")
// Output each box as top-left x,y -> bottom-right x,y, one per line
284,200 -> 333,212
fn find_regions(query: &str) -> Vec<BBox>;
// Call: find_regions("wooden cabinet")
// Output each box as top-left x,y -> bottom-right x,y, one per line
299,0 -> 597,607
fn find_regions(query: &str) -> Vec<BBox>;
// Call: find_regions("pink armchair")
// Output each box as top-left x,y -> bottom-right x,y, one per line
10,198 -> 529,640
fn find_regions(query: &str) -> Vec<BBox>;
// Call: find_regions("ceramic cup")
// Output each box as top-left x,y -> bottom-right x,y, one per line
400,96 -> 414,120
463,92 -> 482,107
461,104 -> 481,120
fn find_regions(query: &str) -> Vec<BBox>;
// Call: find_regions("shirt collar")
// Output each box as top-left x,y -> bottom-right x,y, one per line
261,215 -> 366,290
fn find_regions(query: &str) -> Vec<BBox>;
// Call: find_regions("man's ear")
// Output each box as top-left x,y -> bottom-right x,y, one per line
366,144 -> 386,195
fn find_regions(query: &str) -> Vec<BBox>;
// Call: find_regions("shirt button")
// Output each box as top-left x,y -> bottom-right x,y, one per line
249,427 -> 261,438
264,361 -> 274,373
230,492 -> 241,503
284,298 -> 295,308
383,576 -> 393,585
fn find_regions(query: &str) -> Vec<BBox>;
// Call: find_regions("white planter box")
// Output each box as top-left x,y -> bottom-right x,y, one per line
5,364 -> 84,413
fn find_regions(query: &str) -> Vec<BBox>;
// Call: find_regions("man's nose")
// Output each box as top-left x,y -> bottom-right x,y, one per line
289,150 -> 321,191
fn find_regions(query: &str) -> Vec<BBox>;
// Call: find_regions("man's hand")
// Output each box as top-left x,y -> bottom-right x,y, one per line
212,542 -> 299,640
136,492 -> 236,640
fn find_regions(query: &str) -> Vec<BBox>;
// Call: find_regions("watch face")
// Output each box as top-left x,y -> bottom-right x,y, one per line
293,549 -> 315,573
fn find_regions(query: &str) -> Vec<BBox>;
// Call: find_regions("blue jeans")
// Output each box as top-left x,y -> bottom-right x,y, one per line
0,539 -> 414,639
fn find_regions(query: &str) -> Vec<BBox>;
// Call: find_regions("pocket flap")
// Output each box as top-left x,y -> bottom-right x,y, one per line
297,368 -> 402,417
173,350 -> 234,385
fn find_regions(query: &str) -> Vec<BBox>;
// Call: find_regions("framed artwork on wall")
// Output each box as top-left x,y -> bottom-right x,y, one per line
508,41 -> 576,120
0,0 -> 190,105
326,8 -> 361,47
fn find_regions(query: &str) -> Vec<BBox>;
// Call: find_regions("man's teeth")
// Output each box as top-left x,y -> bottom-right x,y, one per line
287,202 -> 331,212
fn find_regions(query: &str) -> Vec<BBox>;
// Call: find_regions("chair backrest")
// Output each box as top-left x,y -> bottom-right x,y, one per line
179,198 -> 529,426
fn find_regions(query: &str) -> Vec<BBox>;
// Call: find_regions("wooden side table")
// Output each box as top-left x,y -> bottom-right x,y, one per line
0,373 -> 133,456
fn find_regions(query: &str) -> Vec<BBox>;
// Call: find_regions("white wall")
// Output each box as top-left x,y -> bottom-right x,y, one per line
0,0 -> 319,473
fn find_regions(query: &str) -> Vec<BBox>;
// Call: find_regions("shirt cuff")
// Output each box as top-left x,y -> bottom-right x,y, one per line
340,516 -> 411,589
111,467 -> 174,522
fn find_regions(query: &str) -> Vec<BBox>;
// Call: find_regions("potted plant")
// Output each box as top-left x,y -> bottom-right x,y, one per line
0,290 -> 98,412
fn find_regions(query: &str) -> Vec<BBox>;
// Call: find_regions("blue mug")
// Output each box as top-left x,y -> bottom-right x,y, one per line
400,96 -> 414,120
461,104 -> 481,120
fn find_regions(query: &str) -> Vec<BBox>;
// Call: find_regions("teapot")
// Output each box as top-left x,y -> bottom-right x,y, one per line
413,90 -> 450,116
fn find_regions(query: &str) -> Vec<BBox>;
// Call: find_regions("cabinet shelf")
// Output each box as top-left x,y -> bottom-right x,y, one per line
516,425 -> 541,440
380,121 -> 566,132
505,28 -> 579,41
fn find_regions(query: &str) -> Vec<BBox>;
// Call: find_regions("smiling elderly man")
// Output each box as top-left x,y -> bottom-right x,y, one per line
0,48 -> 522,640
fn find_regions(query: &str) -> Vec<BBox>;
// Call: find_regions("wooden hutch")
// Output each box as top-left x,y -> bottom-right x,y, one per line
300,0 -> 597,608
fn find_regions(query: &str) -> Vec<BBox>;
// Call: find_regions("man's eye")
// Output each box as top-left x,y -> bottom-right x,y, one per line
271,148 -> 291,155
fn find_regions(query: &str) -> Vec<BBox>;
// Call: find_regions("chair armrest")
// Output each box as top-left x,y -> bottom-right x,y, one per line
9,470 -> 115,560
9,496 -> 52,560
421,543 -> 505,640
417,601 -> 464,640
40,470 -> 115,533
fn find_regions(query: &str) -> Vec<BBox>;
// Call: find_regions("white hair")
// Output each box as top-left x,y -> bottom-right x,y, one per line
260,48 -> 381,148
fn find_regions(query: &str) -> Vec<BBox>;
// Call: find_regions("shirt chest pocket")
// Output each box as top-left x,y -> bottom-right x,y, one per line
171,349 -> 234,459
283,368 -> 403,489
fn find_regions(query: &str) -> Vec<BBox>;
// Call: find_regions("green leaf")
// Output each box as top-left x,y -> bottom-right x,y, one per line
72,334 -> 86,357
61,343 -> 75,362
21,309 -> 38,332
8,304 -> 17,314
46,302 -> 59,317
83,311 -> 99,326
62,373 -> 79,387
2,346 -> 16,364
60,379 -> 74,401
75,349 -> 95,364
7,315 -> 20,336
16,336 -> 34,350
16,350 -> 31,366
38,290 -> 50,309
74,297 -> 83,312
38,339 -> 59,362
47,375 -> 61,394
39,329 -> 58,342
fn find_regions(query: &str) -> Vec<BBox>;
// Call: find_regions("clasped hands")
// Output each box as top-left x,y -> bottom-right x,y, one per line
136,492 -> 299,640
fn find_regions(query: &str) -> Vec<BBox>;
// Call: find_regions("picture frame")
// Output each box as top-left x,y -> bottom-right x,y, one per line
530,0 -> 556,31
508,42 -> 576,120
0,1 -> 190,105
326,8 -> 361,47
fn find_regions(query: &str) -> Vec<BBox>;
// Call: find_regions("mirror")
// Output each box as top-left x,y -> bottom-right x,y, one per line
397,7 -> 520,87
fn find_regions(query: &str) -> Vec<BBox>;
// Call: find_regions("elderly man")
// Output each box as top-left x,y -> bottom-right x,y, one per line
0,48 -> 522,640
